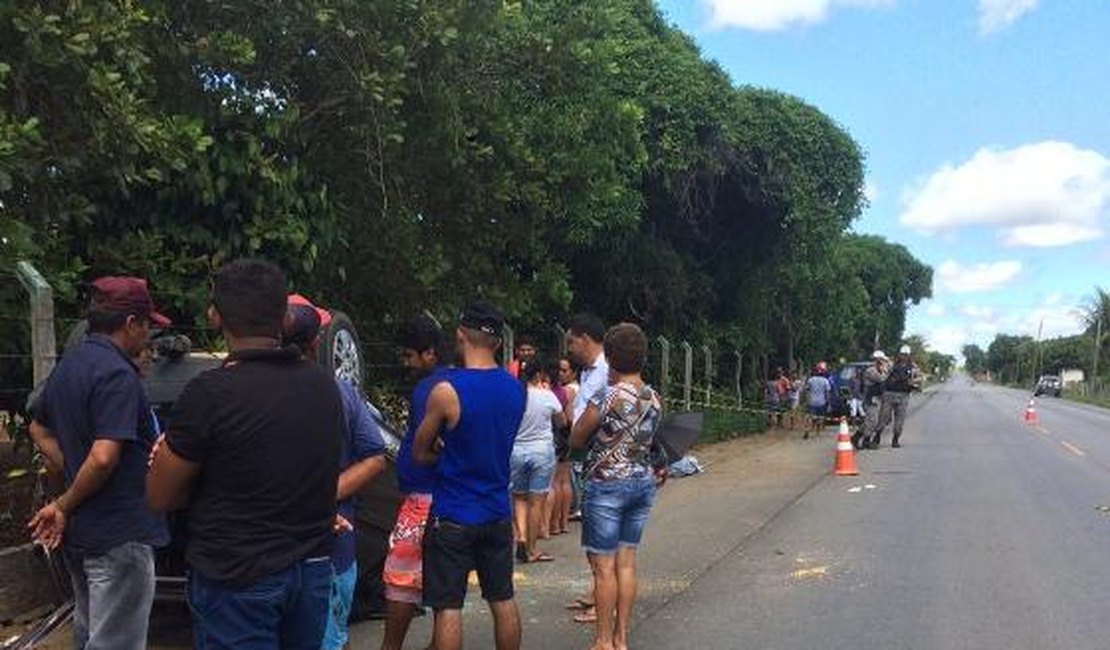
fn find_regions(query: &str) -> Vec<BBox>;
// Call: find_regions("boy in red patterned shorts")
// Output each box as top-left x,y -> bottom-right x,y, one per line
381,316 -> 449,650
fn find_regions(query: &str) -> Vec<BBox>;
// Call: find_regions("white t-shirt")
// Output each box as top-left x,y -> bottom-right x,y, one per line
515,386 -> 563,446
572,352 -> 609,424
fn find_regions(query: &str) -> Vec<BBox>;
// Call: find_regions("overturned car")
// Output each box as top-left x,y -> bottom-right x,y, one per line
12,309 -> 404,648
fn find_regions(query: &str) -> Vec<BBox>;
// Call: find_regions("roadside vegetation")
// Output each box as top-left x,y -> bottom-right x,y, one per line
1,1 -> 933,388
963,288 -> 1110,405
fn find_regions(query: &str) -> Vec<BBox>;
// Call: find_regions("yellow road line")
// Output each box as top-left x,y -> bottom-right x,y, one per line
1061,440 -> 1087,457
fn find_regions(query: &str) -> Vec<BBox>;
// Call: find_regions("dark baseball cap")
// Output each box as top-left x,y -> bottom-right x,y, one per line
90,277 -> 171,327
459,300 -> 505,338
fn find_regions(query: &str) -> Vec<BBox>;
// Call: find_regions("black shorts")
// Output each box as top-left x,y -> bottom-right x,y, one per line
422,516 -> 514,610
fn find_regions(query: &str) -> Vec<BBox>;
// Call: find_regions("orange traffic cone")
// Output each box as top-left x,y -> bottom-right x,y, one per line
1023,399 -> 1038,425
833,418 -> 859,476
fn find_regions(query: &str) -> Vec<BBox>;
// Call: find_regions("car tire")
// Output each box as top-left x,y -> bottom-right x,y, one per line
318,310 -> 364,387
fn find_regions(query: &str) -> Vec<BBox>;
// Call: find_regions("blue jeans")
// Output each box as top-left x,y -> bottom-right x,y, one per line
581,476 -> 656,555
188,557 -> 333,650
321,561 -> 358,650
65,541 -> 155,650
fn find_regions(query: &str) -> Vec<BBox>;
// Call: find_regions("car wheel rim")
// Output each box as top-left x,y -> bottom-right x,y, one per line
333,329 -> 361,386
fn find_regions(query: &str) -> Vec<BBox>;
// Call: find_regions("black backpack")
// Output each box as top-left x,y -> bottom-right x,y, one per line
885,363 -> 913,393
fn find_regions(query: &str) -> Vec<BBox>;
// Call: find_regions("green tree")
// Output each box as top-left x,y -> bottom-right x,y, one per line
962,344 -> 988,375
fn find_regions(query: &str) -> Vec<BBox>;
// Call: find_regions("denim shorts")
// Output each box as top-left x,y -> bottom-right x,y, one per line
510,443 -> 556,494
581,476 -> 656,555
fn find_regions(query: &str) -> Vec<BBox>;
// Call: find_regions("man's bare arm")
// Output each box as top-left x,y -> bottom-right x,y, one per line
337,455 -> 386,501
147,435 -> 200,512
54,439 -> 122,515
28,420 -> 64,478
570,402 -> 600,450
413,382 -> 459,465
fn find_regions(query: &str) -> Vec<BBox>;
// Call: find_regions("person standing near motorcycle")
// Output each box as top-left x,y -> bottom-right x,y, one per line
866,345 -> 922,449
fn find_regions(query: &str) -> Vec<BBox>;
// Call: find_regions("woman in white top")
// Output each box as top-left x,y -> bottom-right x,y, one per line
511,361 -> 567,563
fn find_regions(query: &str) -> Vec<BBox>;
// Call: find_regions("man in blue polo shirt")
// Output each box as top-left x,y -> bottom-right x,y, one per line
282,295 -> 387,650
27,276 -> 171,650
413,300 -> 526,650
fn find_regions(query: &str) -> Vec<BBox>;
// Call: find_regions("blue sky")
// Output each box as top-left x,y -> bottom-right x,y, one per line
655,0 -> 1110,356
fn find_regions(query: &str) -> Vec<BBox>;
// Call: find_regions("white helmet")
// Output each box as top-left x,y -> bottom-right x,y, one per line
898,344 -> 912,355
872,350 -> 888,361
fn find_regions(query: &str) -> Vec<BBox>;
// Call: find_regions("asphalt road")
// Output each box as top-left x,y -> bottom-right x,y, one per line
632,378 -> 1110,649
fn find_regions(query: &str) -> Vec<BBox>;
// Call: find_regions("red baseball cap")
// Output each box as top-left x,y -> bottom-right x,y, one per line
90,277 -> 171,327
287,293 -> 331,328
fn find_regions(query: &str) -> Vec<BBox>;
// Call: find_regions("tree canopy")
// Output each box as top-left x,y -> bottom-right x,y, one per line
1,0 -> 932,384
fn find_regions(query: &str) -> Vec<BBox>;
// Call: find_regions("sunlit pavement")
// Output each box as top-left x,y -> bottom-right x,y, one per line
632,379 -> 1110,649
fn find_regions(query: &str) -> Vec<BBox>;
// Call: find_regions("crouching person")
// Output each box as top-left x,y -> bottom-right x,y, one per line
147,259 -> 345,649
570,323 -> 665,650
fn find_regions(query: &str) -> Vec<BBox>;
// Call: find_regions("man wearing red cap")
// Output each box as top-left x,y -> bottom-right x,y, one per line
283,295 -> 387,650
27,276 -> 171,650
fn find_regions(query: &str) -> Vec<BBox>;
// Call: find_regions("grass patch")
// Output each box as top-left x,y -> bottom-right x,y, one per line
699,407 -> 769,444
1062,391 -> 1110,409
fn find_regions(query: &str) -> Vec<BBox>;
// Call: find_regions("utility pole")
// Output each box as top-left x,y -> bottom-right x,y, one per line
1093,316 -> 1102,384
1035,318 -> 1045,381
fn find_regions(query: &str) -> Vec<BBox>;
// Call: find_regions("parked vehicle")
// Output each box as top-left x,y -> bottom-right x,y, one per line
827,361 -> 872,419
13,311 -> 401,647
1034,375 -> 1062,397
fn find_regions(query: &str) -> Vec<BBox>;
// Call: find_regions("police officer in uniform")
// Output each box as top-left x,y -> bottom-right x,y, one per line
866,344 -> 921,449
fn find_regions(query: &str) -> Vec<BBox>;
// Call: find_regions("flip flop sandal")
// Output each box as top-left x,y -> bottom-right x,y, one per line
573,607 -> 598,624
525,552 -> 555,563
565,597 -> 594,610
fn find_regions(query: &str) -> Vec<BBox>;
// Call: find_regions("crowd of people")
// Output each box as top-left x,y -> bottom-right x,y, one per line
765,346 -> 923,449
24,259 -> 669,650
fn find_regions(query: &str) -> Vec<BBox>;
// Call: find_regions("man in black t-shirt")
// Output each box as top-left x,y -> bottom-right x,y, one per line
147,259 -> 344,649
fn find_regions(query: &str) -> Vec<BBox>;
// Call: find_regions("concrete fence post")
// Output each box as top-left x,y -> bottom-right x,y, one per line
681,341 -> 693,412
502,324 -> 515,369
702,344 -> 712,408
553,323 -> 567,358
656,336 -> 671,402
734,349 -> 743,409
16,261 -> 56,386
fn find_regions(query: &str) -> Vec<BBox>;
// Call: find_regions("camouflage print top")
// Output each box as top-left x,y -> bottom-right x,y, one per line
585,381 -> 663,482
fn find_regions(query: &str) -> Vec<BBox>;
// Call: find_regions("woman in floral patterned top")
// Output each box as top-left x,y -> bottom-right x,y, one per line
570,322 -> 665,650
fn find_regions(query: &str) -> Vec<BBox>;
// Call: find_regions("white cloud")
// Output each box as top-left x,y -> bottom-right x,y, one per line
900,141 -> 1110,248
702,0 -> 891,31
960,305 -> 997,319
978,0 -> 1038,34
863,179 -> 879,204
925,301 -> 947,317
936,260 -> 1022,294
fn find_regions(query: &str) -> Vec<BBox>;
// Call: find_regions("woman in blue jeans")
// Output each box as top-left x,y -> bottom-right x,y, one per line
570,323 -> 665,650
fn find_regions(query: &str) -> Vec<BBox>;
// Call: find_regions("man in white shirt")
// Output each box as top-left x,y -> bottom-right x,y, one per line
567,313 -> 609,425
563,312 -> 608,624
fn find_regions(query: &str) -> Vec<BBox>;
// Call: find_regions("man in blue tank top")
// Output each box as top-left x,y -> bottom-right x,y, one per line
413,300 -> 526,650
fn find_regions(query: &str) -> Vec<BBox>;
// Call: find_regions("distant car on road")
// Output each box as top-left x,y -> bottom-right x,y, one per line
1034,375 -> 1062,397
